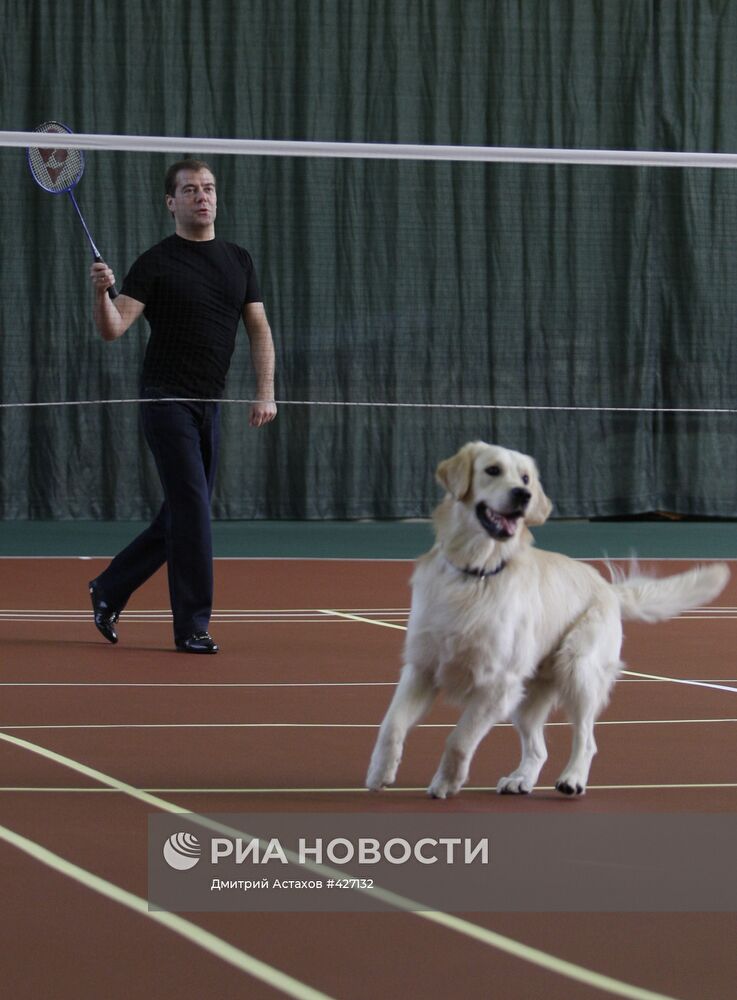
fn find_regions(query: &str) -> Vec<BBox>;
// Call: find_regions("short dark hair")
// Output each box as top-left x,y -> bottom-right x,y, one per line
164,159 -> 215,197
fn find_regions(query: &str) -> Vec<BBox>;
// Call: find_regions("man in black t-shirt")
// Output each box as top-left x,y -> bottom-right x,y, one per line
88,159 -> 276,653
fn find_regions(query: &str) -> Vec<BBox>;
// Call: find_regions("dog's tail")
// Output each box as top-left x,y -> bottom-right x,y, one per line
611,562 -> 729,623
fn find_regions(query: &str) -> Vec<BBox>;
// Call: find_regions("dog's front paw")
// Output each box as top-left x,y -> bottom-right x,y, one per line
366,774 -> 391,792
428,751 -> 469,799
366,772 -> 393,791
496,775 -> 533,795
427,772 -> 462,800
428,780 -> 454,799
366,752 -> 398,791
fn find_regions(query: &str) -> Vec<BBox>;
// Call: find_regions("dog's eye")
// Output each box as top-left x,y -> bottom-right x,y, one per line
485,465 -> 502,477
522,474 -> 530,485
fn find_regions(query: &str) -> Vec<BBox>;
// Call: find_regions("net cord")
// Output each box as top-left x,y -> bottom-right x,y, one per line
0,398 -> 735,415
6,130 -> 737,168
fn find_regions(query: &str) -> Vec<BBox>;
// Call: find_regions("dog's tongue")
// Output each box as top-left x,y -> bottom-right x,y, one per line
498,513 -> 517,536
487,508 -> 518,536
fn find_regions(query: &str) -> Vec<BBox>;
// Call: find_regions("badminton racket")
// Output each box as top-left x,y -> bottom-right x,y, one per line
27,121 -> 117,298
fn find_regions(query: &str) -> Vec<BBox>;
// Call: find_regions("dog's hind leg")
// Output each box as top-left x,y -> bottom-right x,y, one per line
554,699 -> 600,796
366,663 -> 437,790
554,658 -> 621,796
496,676 -> 558,794
550,604 -> 622,796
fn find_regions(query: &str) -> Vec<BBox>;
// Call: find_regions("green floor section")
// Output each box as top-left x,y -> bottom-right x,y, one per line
0,519 -> 736,559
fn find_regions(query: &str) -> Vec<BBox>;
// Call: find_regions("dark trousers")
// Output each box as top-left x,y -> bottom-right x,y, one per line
94,397 -> 221,641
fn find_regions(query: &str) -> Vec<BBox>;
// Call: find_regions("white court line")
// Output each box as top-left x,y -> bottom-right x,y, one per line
12,605 -> 735,613
2,605 -> 736,612
618,678 -> 737,684
0,607 -> 410,627
1,555 -> 734,562
0,615 -> 409,624
621,670 -> 737,694
0,718 -> 735,731
0,823 -> 332,1000
681,608 -> 737,614
0,729 -> 677,1000
0,679 -> 735,688
0,607 -> 411,613
3,608 -> 732,621
0,681 -> 398,688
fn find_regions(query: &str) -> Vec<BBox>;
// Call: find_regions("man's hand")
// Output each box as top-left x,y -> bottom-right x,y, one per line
242,302 -> 277,428
90,260 -> 116,295
90,263 -> 145,342
249,400 -> 277,428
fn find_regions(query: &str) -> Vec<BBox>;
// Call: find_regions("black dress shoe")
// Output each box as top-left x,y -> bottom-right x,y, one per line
89,580 -> 120,644
175,632 -> 219,654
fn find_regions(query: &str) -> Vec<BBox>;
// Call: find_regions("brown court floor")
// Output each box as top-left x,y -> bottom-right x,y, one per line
0,555 -> 735,1000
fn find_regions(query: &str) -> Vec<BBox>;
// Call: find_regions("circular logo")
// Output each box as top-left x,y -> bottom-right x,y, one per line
163,832 -> 202,871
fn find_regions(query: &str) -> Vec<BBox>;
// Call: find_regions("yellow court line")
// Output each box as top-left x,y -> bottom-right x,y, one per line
0,729 -> 679,1000
0,718 -> 735,732
1,782 -> 737,795
0,823 -> 333,1000
318,609 -> 408,630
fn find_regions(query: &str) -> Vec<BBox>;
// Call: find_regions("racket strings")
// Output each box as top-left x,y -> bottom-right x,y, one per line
28,122 -> 84,194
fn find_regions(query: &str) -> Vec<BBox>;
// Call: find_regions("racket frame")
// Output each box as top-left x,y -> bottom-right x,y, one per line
27,121 -> 116,295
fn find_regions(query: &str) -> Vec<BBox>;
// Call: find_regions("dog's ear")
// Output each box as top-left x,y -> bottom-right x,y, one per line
436,442 -> 482,500
526,465 -> 553,526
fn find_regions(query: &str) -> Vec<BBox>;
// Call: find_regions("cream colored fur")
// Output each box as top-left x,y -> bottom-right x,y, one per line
366,442 -> 729,798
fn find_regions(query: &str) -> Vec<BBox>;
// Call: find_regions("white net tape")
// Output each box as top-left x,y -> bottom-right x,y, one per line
4,130 -> 737,169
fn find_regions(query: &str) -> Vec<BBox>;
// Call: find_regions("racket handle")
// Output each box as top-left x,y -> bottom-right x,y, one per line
94,253 -> 118,300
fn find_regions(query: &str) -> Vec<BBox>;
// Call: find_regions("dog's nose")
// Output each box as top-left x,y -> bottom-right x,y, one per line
511,487 -> 532,508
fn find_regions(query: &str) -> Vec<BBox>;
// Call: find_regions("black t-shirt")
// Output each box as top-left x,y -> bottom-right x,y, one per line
121,234 -> 262,398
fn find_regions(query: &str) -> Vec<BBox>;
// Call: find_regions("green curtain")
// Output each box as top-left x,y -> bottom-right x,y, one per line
2,0 -> 737,519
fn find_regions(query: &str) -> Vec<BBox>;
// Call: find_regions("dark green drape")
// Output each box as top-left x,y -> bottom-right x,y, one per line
2,0 -> 737,519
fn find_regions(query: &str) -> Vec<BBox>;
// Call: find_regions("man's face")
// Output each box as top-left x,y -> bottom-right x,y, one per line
166,168 -> 217,233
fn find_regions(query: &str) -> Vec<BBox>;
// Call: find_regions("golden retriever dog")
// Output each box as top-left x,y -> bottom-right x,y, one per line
366,441 -> 729,798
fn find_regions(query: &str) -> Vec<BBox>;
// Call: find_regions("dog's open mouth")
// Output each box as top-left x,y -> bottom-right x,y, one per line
475,502 -> 524,540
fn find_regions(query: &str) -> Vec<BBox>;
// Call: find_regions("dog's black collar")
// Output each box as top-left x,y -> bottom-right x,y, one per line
445,557 -> 507,579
